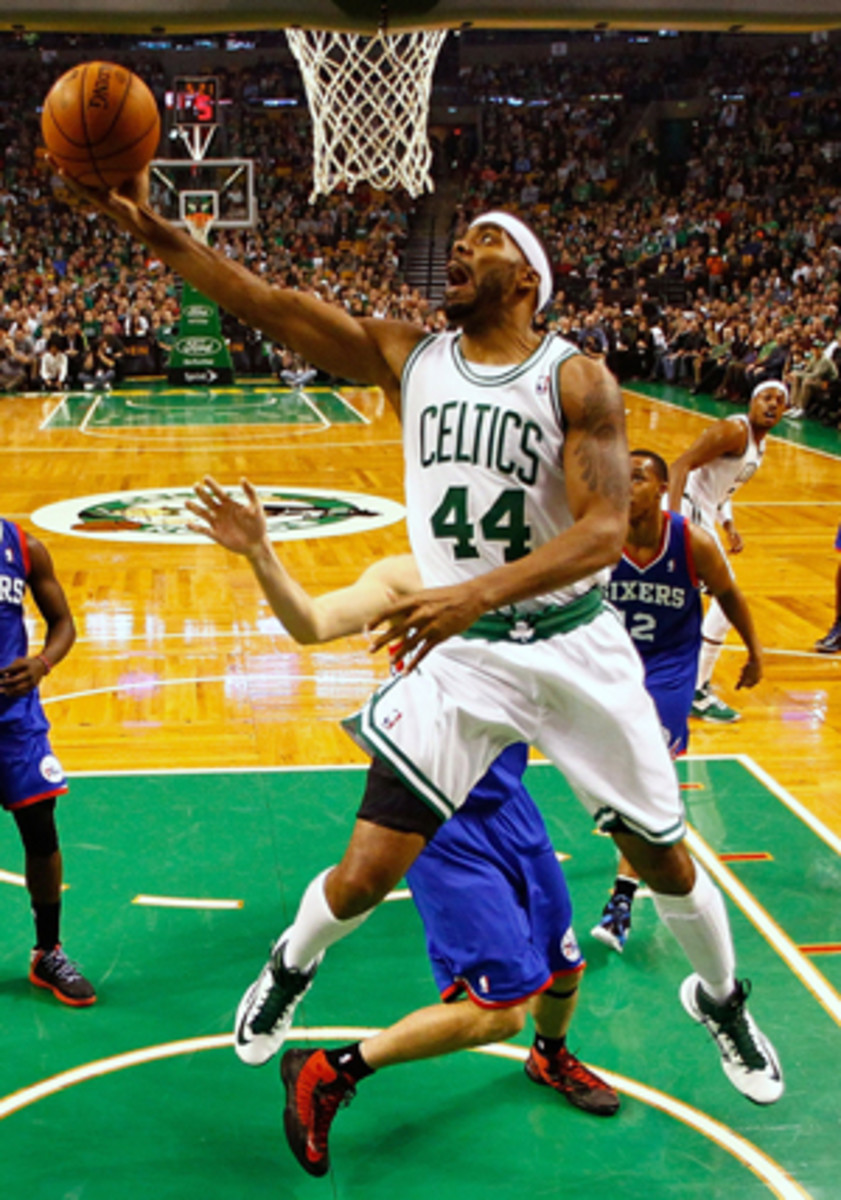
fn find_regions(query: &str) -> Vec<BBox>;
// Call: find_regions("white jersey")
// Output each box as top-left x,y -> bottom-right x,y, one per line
401,330 -> 608,613
683,413 -> 763,526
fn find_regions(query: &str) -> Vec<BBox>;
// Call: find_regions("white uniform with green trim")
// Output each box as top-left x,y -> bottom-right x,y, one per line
343,330 -> 684,843
682,413 -> 763,538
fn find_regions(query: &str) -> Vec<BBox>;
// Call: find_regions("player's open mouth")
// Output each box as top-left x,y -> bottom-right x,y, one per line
445,260 -> 472,290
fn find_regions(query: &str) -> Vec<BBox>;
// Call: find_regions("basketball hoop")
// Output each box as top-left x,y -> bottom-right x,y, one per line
285,27 -> 447,200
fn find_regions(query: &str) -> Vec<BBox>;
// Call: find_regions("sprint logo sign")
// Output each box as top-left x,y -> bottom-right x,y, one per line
32,487 -> 406,545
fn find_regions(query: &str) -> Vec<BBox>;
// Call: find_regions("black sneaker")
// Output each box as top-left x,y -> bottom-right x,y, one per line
590,893 -> 632,953
680,974 -> 783,1104
815,623 -> 841,654
29,945 -> 96,1006
281,1047 -> 357,1176
525,1045 -> 620,1115
234,932 -> 323,1066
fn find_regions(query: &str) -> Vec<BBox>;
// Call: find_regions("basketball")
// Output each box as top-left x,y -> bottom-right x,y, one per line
41,61 -> 160,189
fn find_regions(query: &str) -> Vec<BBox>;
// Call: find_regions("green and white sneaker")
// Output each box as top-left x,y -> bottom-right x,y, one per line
690,682 -> 740,723
680,975 -> 783,1105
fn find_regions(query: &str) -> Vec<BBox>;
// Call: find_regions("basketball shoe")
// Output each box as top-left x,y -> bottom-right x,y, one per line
234,934 -> 323,1066
815,621 -> 841,653
690,682 -> 740,723
680,974 -> 783,1104
29,945 -> 96,1006
590,893 -> 632,953
525,1045 -> 620,1115
281,1048 -> 357,1176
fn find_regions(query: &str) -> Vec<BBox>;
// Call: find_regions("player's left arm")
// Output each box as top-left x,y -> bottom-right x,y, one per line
0,535 -> 76,698
368,355 -> 629,667
690,524 -> 762,688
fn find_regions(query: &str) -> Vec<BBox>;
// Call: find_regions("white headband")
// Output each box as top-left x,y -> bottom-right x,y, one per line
468,211 -> 553,312
751,379 -> 789,403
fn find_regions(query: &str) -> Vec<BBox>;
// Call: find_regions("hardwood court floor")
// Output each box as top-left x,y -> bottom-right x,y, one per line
0,377 -> 840,1198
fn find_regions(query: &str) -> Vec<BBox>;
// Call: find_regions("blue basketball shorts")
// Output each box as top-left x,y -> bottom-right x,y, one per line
647,669 -> 697,758
406,783 -> 583,1008
0,729 -> 67,810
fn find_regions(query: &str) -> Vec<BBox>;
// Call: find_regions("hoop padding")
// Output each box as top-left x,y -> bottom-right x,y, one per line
286,28 -> 447,200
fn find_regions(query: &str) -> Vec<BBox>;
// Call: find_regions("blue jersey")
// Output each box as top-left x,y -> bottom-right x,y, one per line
0,520 -> 48,735
607,512 -> 701,755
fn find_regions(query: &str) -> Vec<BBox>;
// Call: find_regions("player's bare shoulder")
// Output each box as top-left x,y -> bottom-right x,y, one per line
557,352 -> 625,432
359,318 -> 428,392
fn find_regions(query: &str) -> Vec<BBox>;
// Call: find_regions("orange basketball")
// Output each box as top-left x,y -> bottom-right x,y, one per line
41,61 -> 160,189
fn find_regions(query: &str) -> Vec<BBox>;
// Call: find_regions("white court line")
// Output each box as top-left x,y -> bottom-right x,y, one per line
0,439 -> 405,454
0,869 -> 26,888
322,388 -> 371,425
38,392 -> 72,430
0,1027 -> 812,1198
132,895 -> 243,910
40,671 -> 375,707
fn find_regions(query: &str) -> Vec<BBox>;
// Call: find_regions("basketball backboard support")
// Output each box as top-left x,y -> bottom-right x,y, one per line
150,158 -> 255,229
7,0 -> 841,34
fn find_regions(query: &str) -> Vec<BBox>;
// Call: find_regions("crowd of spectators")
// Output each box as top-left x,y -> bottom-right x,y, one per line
2,30 -> 841,428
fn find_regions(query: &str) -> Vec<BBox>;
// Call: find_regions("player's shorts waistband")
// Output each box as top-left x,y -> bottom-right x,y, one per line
461,586 -> 603,644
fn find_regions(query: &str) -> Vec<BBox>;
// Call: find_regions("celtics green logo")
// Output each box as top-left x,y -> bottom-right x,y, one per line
32,487 -> 405,544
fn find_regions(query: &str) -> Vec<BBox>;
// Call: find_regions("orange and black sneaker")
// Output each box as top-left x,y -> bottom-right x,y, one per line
280,1047 -> 356,1177
525,1045 -> 619,1116
29,945 -> 96,1007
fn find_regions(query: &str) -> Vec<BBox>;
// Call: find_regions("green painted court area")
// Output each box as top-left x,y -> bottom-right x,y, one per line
44,381 -> 366,429
0,758 -> 838,1199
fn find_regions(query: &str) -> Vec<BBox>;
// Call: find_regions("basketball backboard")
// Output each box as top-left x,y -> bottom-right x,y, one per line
150,158 -> 255,229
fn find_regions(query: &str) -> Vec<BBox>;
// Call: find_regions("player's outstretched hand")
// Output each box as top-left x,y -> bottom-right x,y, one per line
47,158 -> 151,237
186,476 -> 267,557
367,584 -> 485,671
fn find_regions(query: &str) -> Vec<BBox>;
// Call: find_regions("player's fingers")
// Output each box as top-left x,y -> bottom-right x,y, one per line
202,476 -> 229,502
240,477 -> 260,506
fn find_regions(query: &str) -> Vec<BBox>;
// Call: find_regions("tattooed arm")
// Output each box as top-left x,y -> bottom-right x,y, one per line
368,355 -> 629,667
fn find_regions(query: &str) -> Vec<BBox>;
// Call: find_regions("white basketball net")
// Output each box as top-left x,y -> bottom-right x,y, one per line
285,28 -> 447,200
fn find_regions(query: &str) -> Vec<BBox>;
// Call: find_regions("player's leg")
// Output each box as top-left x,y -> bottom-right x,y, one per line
591,854 -> 639,953
613,829 -> 782,1103
281,997 -> 525,1177
815,551 -> 841,652
519,842 -> 619,1116
3,735 -> 95,1007
693,598 -> 742,722
535,616 -> 782,1103
234,756 -> 439,1067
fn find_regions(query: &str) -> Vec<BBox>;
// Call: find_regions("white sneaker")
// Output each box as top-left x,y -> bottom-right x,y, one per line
680,974 -> 783,1105
234,933 -> 323,1066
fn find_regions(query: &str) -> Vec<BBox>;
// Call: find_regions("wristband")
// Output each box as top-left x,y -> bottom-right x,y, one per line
36,654 -> 53,675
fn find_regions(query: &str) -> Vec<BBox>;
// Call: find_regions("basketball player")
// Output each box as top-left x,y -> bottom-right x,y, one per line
592,451 -> 762,953
76,176 -> 783,1105
0,519 -> 95,1005
188,476 -> 618,1176
668,379 -> 787,722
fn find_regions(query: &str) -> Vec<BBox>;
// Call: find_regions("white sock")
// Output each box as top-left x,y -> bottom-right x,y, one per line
281,868 -> 372,971
697,600 -> 731,689
652,864 -> 735,1002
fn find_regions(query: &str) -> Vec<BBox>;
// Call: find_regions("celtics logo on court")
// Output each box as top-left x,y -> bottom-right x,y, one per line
32,488 -> 405,544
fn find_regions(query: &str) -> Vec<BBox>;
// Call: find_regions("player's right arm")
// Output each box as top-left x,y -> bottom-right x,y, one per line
187,476 -> 421,643
667,418 -> 749,513
56,168 -> 421,408
689,523 -> 762,689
